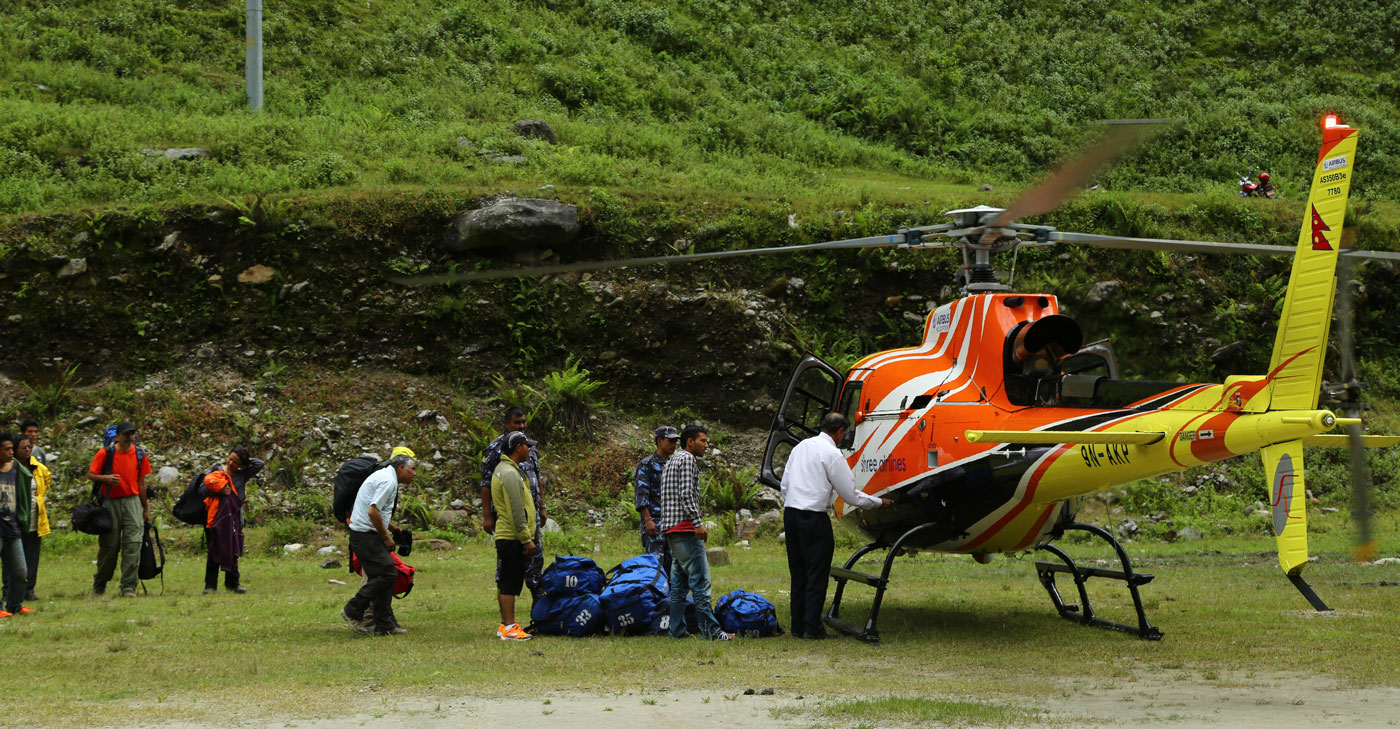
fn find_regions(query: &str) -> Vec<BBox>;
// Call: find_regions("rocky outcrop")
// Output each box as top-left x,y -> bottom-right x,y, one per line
512,119 -> 556,144
444,197 -> 579,252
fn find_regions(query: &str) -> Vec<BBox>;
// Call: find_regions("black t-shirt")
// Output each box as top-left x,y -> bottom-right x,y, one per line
0,466 -> 19,540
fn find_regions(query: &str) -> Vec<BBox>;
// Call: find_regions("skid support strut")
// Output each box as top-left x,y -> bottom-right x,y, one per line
824,523 -> 942,645
1034,522 -> 1163,640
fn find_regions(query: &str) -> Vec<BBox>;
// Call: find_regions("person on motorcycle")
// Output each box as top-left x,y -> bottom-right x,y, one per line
1256,172 -> 1276,198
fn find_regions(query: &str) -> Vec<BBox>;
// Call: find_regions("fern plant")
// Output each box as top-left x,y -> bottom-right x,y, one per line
536,358 -> 605,442
23,364 -> 82,418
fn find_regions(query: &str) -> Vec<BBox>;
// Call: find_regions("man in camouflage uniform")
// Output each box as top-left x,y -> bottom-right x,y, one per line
634,425 -> 678,573
480,406 -> 545,597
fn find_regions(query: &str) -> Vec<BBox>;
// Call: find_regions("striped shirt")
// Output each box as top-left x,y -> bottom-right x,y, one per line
657,449 -> 701,533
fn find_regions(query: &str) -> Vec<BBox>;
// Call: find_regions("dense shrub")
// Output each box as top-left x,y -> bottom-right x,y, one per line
4,0 -> 1399,214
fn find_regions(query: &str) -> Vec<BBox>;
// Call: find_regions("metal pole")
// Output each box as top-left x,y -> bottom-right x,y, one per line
246,0 -> 263,110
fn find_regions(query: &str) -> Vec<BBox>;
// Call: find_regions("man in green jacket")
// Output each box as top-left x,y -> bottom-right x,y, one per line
491,431 -> 538,641
0,432 -> 34,617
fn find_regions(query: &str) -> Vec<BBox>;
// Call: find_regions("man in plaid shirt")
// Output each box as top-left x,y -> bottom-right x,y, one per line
658,425 -> 732,640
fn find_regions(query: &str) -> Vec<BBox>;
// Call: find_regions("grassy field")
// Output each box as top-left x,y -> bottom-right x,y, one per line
4,523 -> 1398,727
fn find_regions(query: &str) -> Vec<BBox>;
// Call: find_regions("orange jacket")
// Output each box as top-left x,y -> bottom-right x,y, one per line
203,470 -> 237,528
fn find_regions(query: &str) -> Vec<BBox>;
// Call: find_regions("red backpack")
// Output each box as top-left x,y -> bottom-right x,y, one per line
350,552 -> 416,598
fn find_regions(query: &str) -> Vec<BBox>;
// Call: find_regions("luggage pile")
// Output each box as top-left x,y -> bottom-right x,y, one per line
529,554 -> 782,638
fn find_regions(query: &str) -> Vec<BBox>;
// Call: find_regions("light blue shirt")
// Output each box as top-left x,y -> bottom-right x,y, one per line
349,466 -> 398,533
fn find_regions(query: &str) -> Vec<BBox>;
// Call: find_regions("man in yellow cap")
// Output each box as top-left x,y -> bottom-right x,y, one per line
341,450 -> 417,636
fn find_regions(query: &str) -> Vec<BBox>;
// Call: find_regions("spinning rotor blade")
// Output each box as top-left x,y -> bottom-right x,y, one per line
1334,258 -> 1378,561
981,119 -> 1162,235
1050,231 -> 1400,261
395,230 -> 947,286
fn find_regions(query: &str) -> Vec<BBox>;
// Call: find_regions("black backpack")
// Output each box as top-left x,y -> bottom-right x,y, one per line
172,469 -> 213,526
332,457 -> 384,524
139,522 -> 165,594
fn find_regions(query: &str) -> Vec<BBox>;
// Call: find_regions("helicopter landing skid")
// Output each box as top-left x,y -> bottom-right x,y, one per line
1034,522 -> 1163,640
824,522 -> 944,645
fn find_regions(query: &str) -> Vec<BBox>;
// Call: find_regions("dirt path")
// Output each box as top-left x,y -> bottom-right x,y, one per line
123,674 -> 1400,729
1058,670 -> 1400,728
204,691 -> 808,729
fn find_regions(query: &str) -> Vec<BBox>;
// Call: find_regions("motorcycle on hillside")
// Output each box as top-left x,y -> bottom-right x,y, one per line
1238,168 -> 1277,198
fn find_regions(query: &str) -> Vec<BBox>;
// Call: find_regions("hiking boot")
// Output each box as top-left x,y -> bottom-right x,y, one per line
375,626 -> 409,636
498,623 -> 532,641
203,588 -> 216,595
230,585 -> 247,594
342,609 -> 371,635
121,590 -> 137,598
16,607 -> 35,615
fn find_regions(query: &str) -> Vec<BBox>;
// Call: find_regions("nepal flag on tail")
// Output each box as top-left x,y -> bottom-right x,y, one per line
1310,204 -> 1332,251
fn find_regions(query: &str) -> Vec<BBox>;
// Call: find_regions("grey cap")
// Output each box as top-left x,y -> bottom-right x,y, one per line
506,431 -> 537,451
654,426 -> 680,440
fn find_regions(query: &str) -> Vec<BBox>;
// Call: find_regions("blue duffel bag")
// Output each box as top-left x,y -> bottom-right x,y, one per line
539,555 -> 606,596
649,592 -> 699,635
715,589 -> 784,637
529,591 -> 606,637
601,553 -> 669,635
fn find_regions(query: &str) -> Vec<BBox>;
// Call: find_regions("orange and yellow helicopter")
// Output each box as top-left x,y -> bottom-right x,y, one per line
409,116 -> 1398,642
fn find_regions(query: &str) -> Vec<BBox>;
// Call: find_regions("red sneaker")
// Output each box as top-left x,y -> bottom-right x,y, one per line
0,611 -> 12,618
16,607 -> 36,615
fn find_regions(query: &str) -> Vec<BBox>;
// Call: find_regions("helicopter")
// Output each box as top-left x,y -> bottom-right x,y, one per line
403,116 -> 1400,642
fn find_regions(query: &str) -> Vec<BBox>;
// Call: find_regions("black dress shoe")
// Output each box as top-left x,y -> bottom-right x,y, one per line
24,591 -> 38,602
802,630 -> 830,640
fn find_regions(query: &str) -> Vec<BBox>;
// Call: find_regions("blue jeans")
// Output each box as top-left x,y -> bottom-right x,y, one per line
0,536 -> 27,612
665,532 -> 723,639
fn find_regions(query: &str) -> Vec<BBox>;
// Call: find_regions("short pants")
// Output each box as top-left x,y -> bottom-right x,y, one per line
495,540 -> 525,596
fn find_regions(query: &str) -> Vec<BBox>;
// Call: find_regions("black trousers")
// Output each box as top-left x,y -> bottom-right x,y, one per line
784,507 -> 835,637
22,532 -> 40,594
204,528 -> 240,589
346,530 -> 397,633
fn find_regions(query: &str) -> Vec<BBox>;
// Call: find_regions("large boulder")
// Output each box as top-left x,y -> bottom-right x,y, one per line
752,486 -> 782,510
444,198 -> 579,253
512,119 -> 556,144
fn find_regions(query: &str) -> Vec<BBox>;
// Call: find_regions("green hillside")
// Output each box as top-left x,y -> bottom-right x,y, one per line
4,0 -> 1400,213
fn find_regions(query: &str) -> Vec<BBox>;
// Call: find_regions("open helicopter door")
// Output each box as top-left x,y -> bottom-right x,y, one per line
759,355 -> 843,489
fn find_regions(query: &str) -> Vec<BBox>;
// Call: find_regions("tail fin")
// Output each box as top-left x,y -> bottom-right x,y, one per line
1267,122 -> 1360,410
1262,440 -> 1310,576
1263,439 -> 1331,610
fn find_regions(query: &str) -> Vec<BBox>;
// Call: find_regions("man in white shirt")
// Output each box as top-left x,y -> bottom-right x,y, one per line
779,412 -> 892,639
342,454 -> 416,637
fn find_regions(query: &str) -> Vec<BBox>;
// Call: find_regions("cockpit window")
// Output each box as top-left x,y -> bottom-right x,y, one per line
837,381 -> 862,449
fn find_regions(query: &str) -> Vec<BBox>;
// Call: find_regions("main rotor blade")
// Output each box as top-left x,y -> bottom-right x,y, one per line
394,231 -> 936,285
982,119 -> 1163,233
1335,258 -> 1358,384
1051,231 -> 1400,261
1334,257 -> 1377,561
